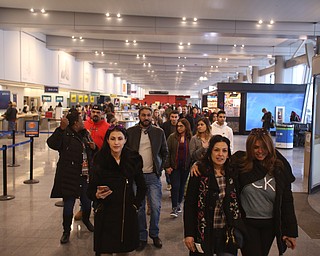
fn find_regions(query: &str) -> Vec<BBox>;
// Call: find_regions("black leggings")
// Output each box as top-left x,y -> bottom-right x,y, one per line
241,218 -> 275,256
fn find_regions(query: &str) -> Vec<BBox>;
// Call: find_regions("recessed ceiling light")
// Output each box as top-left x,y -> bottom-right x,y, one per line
105,13 -> 110,17
30,8 -> 35,13
210,65 -> 213,68
117,13 -> 121,18
182,17 -> 186,21
187,42 -> 191,46
193,17 -> 198,22
241,44 -> 244,48
225,58 -> 228,61
79,36 -> 83,40
270,20 -> 275,25
136,54 -> 140,58
133,40 -> 137,44
178,56 -> 181,59
184,57 -> 187,59
233,44 -> 237,47
258,20 -> 263,24
72,36 -> 75,39
125,40 -> 129,43
179,42 -> 183,46
40,8 -> 46,14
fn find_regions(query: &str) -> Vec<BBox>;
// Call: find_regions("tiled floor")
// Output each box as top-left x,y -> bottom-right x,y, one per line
0,133 -> 319,255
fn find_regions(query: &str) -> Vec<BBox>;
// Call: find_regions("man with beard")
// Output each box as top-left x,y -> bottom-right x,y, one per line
126,107 -> 168,251
84,104 -> 110,149
74,104 -> 110,220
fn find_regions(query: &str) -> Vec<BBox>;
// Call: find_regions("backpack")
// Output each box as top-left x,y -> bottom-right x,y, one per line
270,117 -> 275,128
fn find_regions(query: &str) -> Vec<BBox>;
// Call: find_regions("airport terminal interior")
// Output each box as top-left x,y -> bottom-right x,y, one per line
0,133 -> 319,256
1,0 -> 320,255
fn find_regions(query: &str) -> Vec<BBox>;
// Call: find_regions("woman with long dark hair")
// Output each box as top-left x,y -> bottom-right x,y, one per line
232,128 -> 297,256
87,125 -> 146,255
164,118 -> 192,217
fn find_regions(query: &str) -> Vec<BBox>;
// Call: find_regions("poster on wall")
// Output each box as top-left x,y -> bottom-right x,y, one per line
78,95 -> 83,103
21,32 -> 35,83
58,52 -> 71,85
90,96 -> 95,103
25,120 -> 39,137
70,94 -> 77,103
84,95 -> 89,103
114,98 -> 120,106
0,91 -> 10,109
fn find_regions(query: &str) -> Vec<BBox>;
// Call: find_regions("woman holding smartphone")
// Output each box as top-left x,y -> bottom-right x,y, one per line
87,125 -> 146,256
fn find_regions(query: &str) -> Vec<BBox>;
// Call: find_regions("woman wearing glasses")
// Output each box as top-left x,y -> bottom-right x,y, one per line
232,128 -> 298,256
164,118 -> 192,218
87,125 -> 147,256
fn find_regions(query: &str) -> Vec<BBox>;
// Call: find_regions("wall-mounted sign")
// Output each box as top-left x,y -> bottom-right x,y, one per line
70,94 -> 76,103
42,95 -> 52,102
84,95 -> 89,102
90,96 -> 95,103
91,92 -> 100,96
56,96 -> 64,102
0,91 -> 10,109
25,120 -> 39,137
78,95 -> 83,102
44,86 -> 59,93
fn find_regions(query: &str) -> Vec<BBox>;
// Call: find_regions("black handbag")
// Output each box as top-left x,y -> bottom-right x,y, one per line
225,227 -> 244,252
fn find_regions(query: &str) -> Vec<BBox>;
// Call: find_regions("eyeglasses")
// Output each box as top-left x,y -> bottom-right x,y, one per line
250,128 -> 269,136
109,124 -> 125,131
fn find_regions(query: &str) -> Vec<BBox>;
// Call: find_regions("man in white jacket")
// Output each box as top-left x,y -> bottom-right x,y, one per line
211,110 -> 234,152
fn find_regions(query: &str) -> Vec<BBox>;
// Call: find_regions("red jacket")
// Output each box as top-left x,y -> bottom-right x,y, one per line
84,118 -> 110,149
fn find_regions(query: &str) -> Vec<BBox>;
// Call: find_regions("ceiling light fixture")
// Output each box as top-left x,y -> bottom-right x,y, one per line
216,66 -> 219,68
258,20 -> 263,24
125,40 -> 129,43
187,42 -> 191,46
40,8 -> 46,14
233,44 -> 237,47
105,13 -> 110,17
133,40 -> 137,44
193,17 -> 198,22
270,20 -> 275,25
179,42 -> 183,46
241,44 -> 244,48
117,13 -> 121,18
30,8 -> 35,13
182,17 -> 186,21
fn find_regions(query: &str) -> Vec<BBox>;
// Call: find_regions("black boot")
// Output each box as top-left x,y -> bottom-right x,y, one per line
60,232 -> 70,244
60,215 -> 73,244
82,211 -> 94,232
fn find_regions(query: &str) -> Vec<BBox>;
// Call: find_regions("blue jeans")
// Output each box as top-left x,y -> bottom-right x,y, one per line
8,121 -> 15,132
138,173 -> 162,241
63,178 -> 91,216
170,168 -> 189,209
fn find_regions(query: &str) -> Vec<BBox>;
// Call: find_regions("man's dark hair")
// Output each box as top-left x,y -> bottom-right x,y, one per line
66,109 -> 80,126
217,110 -> 226,116
139,106 -> 153,115
169,110 -> 179,116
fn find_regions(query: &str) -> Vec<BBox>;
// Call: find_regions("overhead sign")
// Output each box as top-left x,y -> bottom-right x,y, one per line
44,86 -> 59,93
149,91 -> 169,95
25,120 -> 39,137
56,96 -> 63,102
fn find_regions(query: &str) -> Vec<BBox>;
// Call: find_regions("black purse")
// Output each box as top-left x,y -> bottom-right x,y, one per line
225,227 -> 244,252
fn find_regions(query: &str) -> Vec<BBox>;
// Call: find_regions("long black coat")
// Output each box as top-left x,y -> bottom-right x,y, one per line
47,127 -> 96,198
87,147 -> 146,254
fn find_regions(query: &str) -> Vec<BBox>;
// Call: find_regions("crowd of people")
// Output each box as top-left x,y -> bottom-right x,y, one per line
45,101 -> 298,256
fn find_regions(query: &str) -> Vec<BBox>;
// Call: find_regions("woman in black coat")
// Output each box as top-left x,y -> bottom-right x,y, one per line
232,128 -> 298,256
87,125 -> 146,255
47,109 -> 96,244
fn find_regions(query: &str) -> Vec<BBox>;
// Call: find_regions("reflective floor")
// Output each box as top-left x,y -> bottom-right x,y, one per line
0,133 -> 319,255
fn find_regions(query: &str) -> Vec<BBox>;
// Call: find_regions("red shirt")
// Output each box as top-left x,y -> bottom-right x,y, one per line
84,118 -> 110,149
